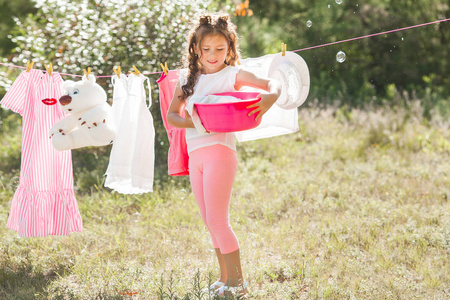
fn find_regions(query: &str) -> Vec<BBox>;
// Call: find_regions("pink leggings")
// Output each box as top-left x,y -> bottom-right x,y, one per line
189,144 -> 239,254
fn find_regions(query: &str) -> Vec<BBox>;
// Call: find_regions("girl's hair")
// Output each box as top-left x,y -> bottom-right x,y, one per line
180,13 -> 240,101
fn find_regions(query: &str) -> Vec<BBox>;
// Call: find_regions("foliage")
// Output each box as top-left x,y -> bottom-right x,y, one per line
0,0 -> 36,57
0,1 -> 36,92
6,0 -> 230,76
235,0 -> 450,108
0,112 -> 21,185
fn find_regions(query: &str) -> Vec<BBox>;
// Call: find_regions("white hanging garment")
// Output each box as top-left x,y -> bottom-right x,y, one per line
105,73 -> 155,194
235,53 -> 305,142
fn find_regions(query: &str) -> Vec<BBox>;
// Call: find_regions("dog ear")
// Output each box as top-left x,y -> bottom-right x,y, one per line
82,74 -> 97,84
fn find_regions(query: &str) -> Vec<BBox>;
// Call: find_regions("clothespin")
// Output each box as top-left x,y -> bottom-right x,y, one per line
26,60 -> 34,72
129,65 -> 141,76
83,67 -> 91,80
113,66 -> 121,79
44,63 -> 53,76
281,42 -> 287,56
160,62 -> 168,75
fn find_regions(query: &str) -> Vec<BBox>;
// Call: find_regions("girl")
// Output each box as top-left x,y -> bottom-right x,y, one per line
167,13 -> 281,298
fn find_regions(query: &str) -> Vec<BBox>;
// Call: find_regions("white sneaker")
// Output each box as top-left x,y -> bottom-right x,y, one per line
201,280 -> 225,294
215,280 -> 248,298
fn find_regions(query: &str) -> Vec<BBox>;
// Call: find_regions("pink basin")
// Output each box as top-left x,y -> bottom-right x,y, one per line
194,92 -> 261,132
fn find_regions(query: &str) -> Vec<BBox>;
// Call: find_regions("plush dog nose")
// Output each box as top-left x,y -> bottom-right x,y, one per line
59,95 -> 72,106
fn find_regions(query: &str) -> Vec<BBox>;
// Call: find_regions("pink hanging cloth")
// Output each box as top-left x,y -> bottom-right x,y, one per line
156,70 -> 189,176
0,70 -> 82,237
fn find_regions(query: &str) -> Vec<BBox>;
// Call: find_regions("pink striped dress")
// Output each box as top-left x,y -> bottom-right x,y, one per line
1,69 -> 82,237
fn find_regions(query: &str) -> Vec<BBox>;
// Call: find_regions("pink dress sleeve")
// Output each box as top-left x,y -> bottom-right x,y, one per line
0,72 -> 28,115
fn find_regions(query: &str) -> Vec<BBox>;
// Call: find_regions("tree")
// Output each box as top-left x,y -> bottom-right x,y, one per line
235,0 -> 450,106
0,0 -> 36,57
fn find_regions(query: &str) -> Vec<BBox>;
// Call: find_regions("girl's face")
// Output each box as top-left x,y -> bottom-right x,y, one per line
197,34 -> 229,74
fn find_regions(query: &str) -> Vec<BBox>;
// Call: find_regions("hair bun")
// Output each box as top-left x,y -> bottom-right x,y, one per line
216,15 -> 229,28
199,15 -> 212,25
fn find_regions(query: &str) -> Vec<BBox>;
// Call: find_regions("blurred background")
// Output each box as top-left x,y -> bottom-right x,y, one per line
0,0 -> 448,192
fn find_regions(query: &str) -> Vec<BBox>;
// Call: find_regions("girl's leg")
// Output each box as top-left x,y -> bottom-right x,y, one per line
202,145 -> 239,255
189,149 -> 227,283
223,249 -> 244,287
215,248 -> 227,283
190,145 -> 246,292
200,145 -> 245,288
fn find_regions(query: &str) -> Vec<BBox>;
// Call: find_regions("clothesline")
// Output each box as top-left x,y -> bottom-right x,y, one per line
0,17 -> 449,78
293,17 -> 450,52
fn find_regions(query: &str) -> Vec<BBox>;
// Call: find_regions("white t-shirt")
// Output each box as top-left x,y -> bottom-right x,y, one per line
179,66 -> 240,153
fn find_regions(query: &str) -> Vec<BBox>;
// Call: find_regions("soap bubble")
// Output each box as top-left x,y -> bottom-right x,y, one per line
10,177 -> 20,187
131,212 -> 141,223
306,20 -> 312,27
335,0 -> 343,4
336,51 -> 346,63
180,188 -> 187,199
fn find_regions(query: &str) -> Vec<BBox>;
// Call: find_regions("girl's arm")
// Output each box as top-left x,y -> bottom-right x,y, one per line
167,82 -> 195,129
235,69 -> 281,120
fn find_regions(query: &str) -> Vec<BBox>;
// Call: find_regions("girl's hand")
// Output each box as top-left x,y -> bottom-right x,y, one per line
235,70 -> 281,120
167,82 -> 196,129
186,109 -> 210,133
184,110 -> 195,128
246,93 -> 278,120
185,109 -> 192,122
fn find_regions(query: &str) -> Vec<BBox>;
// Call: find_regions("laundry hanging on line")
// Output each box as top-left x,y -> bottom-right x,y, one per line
0,69 -> 83,237
105,72 -> 155,194
0,69 -> 158,236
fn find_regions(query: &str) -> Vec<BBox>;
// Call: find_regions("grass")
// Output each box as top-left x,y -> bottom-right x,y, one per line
0,101 -> 449,299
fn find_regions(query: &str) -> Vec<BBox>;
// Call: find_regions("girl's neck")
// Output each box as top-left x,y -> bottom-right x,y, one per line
200,63 -> 228,75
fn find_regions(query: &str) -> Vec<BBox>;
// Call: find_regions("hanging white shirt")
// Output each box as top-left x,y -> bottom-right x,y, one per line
105,73 -> 155,194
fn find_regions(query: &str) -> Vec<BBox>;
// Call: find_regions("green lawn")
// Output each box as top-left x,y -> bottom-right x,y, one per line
1,102 -> 449,299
